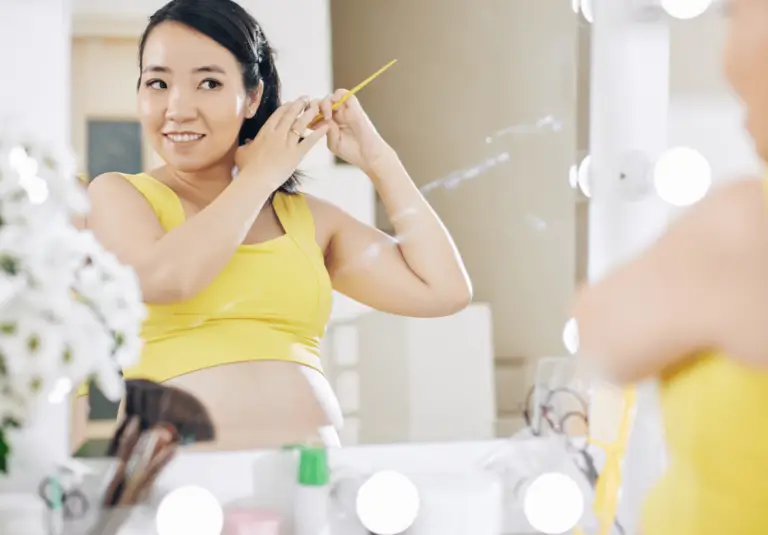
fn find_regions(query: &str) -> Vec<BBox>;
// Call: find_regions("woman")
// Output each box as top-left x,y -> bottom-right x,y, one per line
572,0 -> 768,532
73,0 -> 471,451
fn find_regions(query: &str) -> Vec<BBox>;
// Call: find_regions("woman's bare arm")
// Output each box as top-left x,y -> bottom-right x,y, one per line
71,395 -> 89,454
316,151 -> 472,318
571,179 -> 768,383
87,172 -> 275,304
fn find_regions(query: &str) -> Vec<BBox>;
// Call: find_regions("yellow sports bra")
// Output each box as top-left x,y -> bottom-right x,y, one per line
641,181 -> 768,534
80,173 -> 333,394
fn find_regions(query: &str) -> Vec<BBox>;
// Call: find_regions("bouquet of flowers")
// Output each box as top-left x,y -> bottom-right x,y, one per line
0,133 -> 145,472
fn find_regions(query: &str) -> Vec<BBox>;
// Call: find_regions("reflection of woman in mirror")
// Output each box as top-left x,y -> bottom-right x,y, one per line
72,0 -> 471,452
572,0 -> 768,532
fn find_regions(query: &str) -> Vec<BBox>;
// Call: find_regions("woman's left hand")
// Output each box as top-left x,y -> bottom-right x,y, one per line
315,89 -> 391,173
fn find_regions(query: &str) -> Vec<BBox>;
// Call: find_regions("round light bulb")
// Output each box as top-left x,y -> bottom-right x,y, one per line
661,0 -> 713,19
577,155 -> 592,198
156,486 -> 224,535
653,147 -> 712,207
523,472 -> 584,534
569,164 -> 578,190
356,470 -> 420,535
562,318 -> 579,356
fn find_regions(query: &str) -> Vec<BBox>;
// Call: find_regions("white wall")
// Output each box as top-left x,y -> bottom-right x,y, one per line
2,0 -> 71,147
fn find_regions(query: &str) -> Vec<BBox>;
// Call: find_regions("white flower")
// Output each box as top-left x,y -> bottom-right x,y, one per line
0,132 -> 145,428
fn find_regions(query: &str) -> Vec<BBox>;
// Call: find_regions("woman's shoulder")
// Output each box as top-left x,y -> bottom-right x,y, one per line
680,178 -> 767,256
296,193 -> 344,249
301,193 -> 349,228
88,171 -> 178,215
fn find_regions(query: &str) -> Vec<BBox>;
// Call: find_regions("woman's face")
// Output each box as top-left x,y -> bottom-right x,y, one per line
138,22 -> 260,172
724,0 -> 768,162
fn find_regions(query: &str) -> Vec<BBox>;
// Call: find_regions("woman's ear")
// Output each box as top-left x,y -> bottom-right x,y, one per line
246,80 -> 264,118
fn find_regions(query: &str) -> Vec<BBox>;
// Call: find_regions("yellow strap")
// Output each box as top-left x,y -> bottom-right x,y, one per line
121,173 -> 186,230
273,191 -> 317,244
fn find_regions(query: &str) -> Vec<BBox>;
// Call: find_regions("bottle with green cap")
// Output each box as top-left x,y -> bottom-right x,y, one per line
293,446 -> 331,535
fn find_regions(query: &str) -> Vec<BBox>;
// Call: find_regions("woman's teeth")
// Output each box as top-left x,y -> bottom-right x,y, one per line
166,134 -> 204,143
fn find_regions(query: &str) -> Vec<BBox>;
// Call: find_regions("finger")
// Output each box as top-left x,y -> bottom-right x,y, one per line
262,101 -> 291,131
293,100 -> 322,133
325,120 -> 341,151
277,96 -> 311,132
298,124 -> 330,155
320,97 -> 334,121
331,88 -> 349,102
264,96 -> 307,132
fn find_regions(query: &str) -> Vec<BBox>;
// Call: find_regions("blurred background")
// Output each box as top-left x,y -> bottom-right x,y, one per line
2,0 -> 760,451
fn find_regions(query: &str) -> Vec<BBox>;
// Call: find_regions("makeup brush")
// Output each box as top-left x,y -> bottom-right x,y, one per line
107,379 -> 215,456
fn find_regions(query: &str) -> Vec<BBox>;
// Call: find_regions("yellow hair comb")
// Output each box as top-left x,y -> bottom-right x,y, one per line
308,59 -> 397,127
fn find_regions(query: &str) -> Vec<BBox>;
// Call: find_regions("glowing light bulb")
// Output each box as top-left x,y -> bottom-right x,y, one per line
568,164 -> 578,190
661,0 -> 713,19
156,486 -> 224,535
577,155 -> 592,198
653,147 -> 712,207
563,318 -> 579,355
523,472 -> 584,534
356,471 -> 420,535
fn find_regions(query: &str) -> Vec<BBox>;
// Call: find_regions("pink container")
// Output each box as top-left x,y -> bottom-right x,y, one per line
223,508 -> 282,535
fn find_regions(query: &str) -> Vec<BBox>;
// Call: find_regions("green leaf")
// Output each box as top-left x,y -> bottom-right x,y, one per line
0,428 -> 10,474
0,256 -> 18,276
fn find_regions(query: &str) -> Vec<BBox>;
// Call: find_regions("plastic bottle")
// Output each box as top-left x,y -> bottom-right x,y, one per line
293,447 -> 331,535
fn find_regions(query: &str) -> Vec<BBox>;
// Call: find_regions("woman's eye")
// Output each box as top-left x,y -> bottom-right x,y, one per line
145,79 -> 167,90
200,79 -> 222,90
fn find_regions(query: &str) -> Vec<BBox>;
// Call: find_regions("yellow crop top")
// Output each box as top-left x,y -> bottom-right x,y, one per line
78,173 -> 333,395
641,181 -> 768,534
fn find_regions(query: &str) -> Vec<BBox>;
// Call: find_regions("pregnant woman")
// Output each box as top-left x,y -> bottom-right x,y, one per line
73,0 -> 471,451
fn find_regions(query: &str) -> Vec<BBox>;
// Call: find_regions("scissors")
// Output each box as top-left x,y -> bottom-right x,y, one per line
38,475 -> 89,519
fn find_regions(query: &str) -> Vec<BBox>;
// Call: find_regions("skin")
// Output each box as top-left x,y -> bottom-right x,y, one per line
572,0 -> 768,385
72,21 -> 471,451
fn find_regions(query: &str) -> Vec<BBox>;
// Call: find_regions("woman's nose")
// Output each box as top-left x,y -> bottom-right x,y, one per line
166,87 -> 197,121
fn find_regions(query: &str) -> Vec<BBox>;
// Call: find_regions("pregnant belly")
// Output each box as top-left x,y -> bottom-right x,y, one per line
164,360 -> 343,451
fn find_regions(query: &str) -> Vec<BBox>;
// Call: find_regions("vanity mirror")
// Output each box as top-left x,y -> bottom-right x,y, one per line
64,0 -> 584,453
2,0 -> 761,533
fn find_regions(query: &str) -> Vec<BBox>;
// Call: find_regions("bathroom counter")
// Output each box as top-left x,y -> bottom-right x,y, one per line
77,436 -> 596,535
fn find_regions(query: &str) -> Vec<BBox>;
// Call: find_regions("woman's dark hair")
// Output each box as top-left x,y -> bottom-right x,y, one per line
138,0 -> 301,194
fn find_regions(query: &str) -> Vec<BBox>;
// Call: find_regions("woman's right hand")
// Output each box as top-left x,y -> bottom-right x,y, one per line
235,97 -> 329,189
